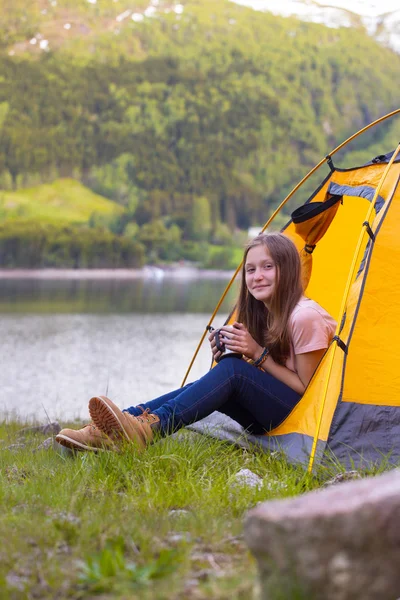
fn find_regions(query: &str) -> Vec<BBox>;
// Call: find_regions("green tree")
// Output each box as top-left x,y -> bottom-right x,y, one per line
187,196 -> 212,241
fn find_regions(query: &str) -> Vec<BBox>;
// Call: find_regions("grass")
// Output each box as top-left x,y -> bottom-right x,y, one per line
0,421 -> 312,600
0,421 -> 393,599
0,179 -> 123,225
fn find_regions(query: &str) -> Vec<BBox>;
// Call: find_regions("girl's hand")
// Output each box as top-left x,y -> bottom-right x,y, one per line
208,328 -> 222,362
219,322 -> 263,361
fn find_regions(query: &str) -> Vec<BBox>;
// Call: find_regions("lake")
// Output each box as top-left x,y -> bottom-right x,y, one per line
0,275 -> 238,422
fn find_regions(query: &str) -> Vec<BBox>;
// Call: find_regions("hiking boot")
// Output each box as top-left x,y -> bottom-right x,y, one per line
55,423 -> 115,452
88,395 -> 160,451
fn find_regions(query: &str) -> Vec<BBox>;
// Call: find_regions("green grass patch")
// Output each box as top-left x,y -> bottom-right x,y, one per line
0,179 -> 123,225
1,421 -> 393,599
0,420 -> 319,600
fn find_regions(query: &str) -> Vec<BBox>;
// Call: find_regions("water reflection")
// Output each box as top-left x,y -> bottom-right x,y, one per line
0,277 -> 239,314
0,313 -> 225,422
0,278 -> 238,421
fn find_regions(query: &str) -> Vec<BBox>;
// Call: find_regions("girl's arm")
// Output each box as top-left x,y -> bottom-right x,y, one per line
259,349 -> 326,394
221,322 -> 325,394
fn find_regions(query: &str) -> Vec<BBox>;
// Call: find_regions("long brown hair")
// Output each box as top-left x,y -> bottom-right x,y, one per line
236,233 -> 303,364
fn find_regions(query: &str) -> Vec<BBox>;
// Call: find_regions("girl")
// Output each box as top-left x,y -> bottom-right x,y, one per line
56,233 -> 336,452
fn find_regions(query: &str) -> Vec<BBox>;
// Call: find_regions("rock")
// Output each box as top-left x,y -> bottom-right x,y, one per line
48,511 -> 81,526
18,422 -> 61,438
35,437 -> 54,451
6,573 -> 29,592
168,533 -> 192,544
245,469 -> 400,600
6,443 -> 27,451
231,469 -> 263,490
169,509 -> 190,518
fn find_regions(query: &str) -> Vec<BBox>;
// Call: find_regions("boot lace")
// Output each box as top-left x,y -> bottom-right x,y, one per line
136,408 -> 159,425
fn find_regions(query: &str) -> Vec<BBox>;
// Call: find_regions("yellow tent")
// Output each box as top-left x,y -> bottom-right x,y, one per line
184,109 -> 400,471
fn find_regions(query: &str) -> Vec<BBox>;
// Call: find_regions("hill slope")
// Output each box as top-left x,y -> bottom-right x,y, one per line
1,0 -> 400,231
0,178 -> 123,224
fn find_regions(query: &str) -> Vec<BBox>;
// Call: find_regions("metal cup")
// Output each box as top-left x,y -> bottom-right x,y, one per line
214,325 -> 243,361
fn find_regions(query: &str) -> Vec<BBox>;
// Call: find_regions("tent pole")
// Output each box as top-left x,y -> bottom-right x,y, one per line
308,142 -> 400,473
180,261 -> 243,387
181,108 -> 400,388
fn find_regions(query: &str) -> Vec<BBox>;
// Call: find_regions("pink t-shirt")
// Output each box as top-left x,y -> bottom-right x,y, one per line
285,297 -> 337,374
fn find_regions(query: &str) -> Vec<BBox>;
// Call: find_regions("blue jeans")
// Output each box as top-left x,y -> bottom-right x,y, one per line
124,356 -> 301,436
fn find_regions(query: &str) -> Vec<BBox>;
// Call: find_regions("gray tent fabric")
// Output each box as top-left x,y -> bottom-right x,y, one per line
187,412 -> 320,465
327,402 -> 400,468
187,412 -> 251,449
327,182 -> 385,212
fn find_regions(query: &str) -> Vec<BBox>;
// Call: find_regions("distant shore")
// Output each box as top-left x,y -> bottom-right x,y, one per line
0,266 -> 236,280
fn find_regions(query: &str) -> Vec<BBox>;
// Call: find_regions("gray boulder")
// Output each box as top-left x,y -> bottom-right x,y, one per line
245,469 -> 400,600
232,469 -> 263,490
35,437 -> 56,451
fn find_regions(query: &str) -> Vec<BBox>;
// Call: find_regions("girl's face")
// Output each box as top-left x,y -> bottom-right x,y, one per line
245,244 -> 277,306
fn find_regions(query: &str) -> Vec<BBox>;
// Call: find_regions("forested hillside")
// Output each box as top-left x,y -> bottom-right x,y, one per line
1,0 -> 400,267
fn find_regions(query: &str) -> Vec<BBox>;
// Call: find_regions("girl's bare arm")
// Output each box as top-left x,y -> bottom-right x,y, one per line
221,322 -> 325,394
